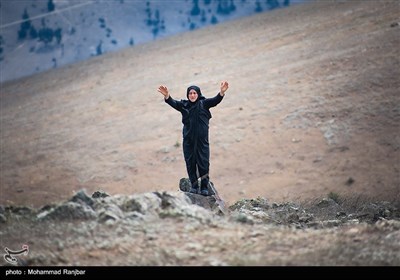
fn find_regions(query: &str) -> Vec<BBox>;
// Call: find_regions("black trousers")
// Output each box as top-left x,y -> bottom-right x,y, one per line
183,140 -> 210,189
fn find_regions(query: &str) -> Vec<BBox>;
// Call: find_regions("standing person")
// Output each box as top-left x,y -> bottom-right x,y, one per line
157,81 -> 229,196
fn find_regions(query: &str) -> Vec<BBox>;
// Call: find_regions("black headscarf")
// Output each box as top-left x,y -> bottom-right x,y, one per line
186,85 -> 203,101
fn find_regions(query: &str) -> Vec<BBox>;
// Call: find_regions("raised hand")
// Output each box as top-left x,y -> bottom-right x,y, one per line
157,85 -> 169,99
220,81 -> 229,95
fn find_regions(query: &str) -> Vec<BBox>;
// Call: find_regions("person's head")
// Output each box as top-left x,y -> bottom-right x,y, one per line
187,85 -> 202,103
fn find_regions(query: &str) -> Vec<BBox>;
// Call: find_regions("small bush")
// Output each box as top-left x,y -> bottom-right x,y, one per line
328,191 -> 340,203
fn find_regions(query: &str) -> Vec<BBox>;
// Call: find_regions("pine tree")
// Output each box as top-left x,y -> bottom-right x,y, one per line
18,9 -> 31,40
47,0 -> 55,12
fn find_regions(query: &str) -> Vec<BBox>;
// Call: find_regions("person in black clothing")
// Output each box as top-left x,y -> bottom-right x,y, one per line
157,81 -> 229,196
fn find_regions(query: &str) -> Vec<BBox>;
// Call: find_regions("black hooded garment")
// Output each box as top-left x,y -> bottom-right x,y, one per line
165,85 -> 224,189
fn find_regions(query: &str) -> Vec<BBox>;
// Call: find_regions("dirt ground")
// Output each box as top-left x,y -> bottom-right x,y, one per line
1,0 -> 399,217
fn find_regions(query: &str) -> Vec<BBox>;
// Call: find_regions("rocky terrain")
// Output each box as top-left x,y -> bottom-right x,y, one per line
1,189 -> 400,266
1,0 -> 399,267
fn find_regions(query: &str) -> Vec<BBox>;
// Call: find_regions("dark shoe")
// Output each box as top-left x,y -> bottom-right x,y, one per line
200,188 -> 209,196
189,187 -> 198,194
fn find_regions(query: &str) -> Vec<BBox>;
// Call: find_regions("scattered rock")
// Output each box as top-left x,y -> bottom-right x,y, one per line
92,190 -> 110,198
1,189 -> 399,266
37,201 -> 97,221
346,177 -> 355,186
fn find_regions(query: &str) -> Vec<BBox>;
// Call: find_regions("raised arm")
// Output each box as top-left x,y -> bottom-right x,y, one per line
204,81 -> 229,108
220,81 -> 229,96
157,85 -> 170,99
158,85 -> 183,112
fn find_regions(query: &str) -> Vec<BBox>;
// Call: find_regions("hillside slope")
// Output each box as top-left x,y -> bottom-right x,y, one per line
1,0 -> 399,208
0,0 -> 294,83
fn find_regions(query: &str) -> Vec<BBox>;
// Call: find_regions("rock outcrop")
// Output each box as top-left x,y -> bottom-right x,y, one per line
1,189 -> 399,266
